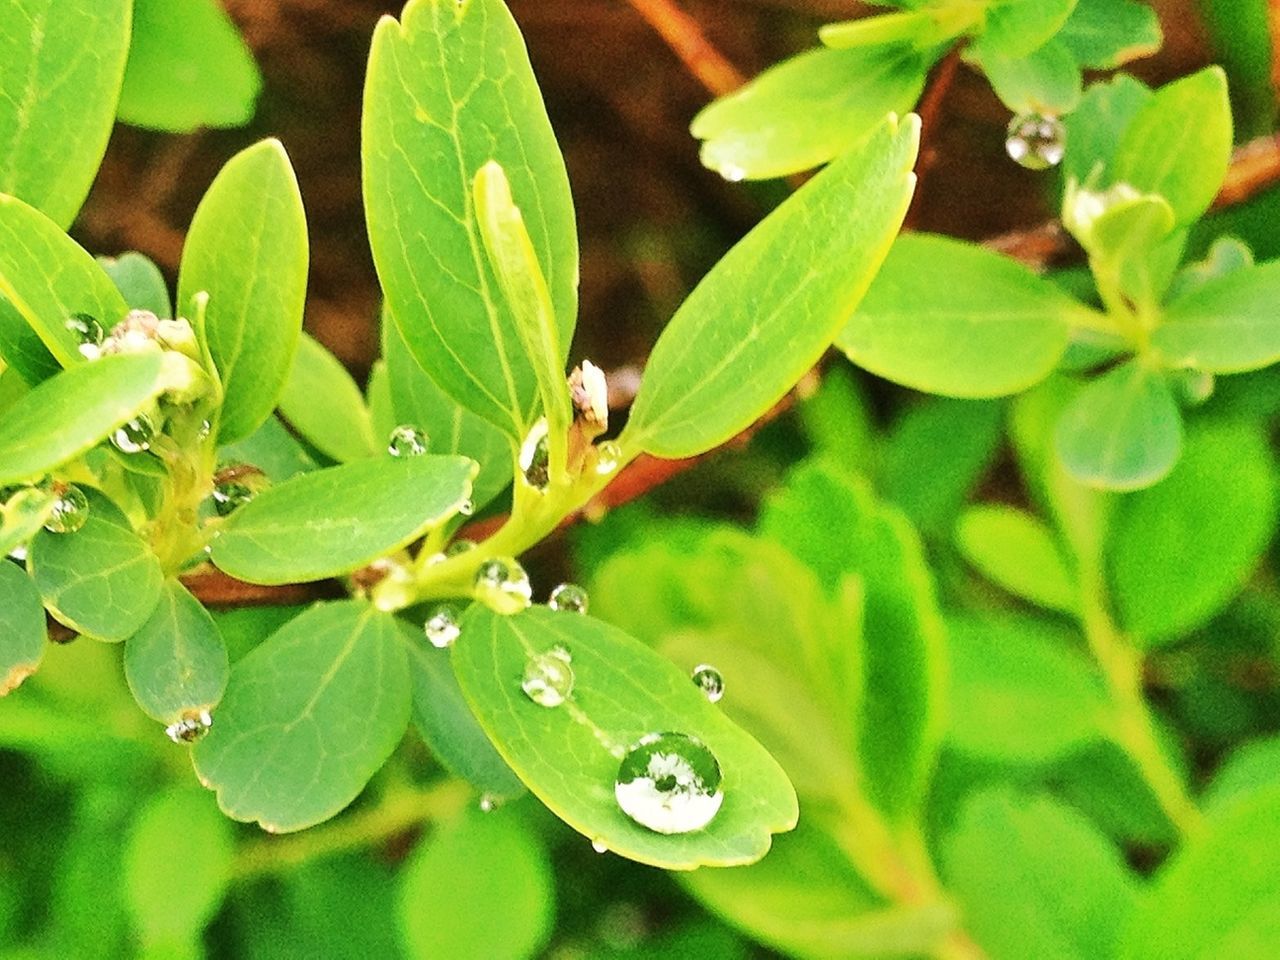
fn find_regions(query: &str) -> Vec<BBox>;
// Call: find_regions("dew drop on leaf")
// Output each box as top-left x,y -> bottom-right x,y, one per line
520,418 -> 551,491
210,464 -> 271,517
474,558 -> 532,613
424,603 -> 462,649
591,838 -> 609,854
65,313 -> 105,354
521,645 -> 574,708
548,582 -> 589,615
164,708 -> 213,744
458,498 -> 475,517
614,732 -> 723,834
478,793 -> 497,813
387,424 -> 430,457
43,484 -> 90,534
1005,113 -> 1065,170
594,440 -> 622,475
691,664 -> 725,703
719,163 -> 747,183
446,538 -> 477,557
110,413 -> 156,454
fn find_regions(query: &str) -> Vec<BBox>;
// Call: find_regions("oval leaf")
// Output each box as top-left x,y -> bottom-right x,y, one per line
192,600 -> 411,832
278,332 -> 379,462
98,251 -> 173,317
1154,260 -> 1280,374
955,505 -> 1077,612
124,580 -> 230,722
452,605 -> 798,869
0,559 -> 46,695
209,455 -> 475,584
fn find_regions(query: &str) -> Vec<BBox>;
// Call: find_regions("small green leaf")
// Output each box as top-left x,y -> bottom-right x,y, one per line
977,0 -> 1078,60
1154,261 -> 1280,373
216,415 -> 317,483
1055,360 -> 1182,491
362,0 -> 578,437
210,455 -> 475,584
1166,235 -> 1254,302
124,580 -> 229,722
820,8 -> 976,50
366,360 -> 397,442
192,600 -> 411,832
944,788 -> 1139,960
118,0 -> 261,132
177,139 -> 308,444
278,332 -> 379,462
1058,0 -> 1162,69
691,46 -> 928,180
0,0 -> 131,228
398,807 -> 553,960
1075,190 -> 1180,312
978,37 -> 1082,115
1062,74 -> 1153,188
628,114 -> 919,458
97,252 -> 172,317
955,505 -> 1077,612
0,353 -> 166,485
0,559 -> 45,695
27,487 -> 164,642
0,485 -> 54,559
1204,735 -> 1280,813
839,233 -> 1082,399
452,606 -> 798,869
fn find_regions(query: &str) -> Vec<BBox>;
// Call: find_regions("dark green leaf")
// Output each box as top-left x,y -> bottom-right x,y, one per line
1196,0 -> 1275,138
124,580 -> 229,722
278,332 -> 379,462
97,251 -> 172,318
1154,261 -> 1280,374
1058,0 -> 1162,69
955,505 -> 1077,612
0,559 -> 45,695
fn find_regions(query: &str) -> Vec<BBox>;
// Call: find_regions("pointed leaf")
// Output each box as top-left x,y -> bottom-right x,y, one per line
277,332 -> 379,462
955,505 -> 1077,612
0,559 -> 45,695
124,580 -> 229,722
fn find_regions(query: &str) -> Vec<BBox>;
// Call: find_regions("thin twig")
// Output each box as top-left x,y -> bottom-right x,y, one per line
623,0 -> 745,97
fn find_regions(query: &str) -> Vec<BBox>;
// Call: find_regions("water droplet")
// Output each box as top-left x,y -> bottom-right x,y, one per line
197,419 -> 212,441
457,498 -> 475,517
110,413 -> 156,454
446,539 -> 476,557
210,464 -> 270,517
368,558 -> 416,612
424,604 -> 462,648
591,837 -> 609,854
478,793 -> 497,813
594,440 -> 622,475
719,163 -> 747,183
521,646 -> 574,707
43,484 -> 89,534
7,544 -> 27,562
388,424 -> 429,457
1005,113 -> 1065,170
65,313 -> 105,355
519,418 -> 550,491
164,709 -> 213,744
691,664 -> 724,703
548,583 -> 589,615
614,732 -> 723,834
1174,369 -> 1215,406
474,557 -> 532,613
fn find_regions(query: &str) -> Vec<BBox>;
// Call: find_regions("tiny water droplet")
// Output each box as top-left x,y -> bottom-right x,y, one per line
1174,368 -> 1215,407
7,544 -> 27,562
110,413 -> 156,454
197,419 -> 212,441
388,424 -> 429,457
261,822 -> 281,834
211,464 -> 270,517
478,793 -> 497,813
548,583 -> 589,615
521,646 -> 575,707
164,709 -> 213,744
691,664 -> 724,703
65,313 -> 105,354
368,558 -> 416,612
719,163 -> 747,183
446,539 -> 476,557
458,498 -> 475,517
614,732 -> 723,834
43,484 -> 89,534
519,418 -> 550,491
594,440 -> 622,475
591,837 -> 609,854
474,558 -> 532,613
1005,112 -> 1065,170
424,603 -> 462,648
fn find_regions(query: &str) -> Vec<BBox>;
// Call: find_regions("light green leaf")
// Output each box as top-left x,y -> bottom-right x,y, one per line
210,455 -> 474,584
118,0 -> 261,132
0,485 -> 54,560
278,332 -> 379,462
955,505 -> 1077,612
819,9 -> 972,50
1058,0 -> 1162,69
628,114 -> 919,458
1204,736 -> 1280,813
1166,235 -> 1254,302
1119,786 -> 1280,960
1108,419 -> 1277,644
1062,74 -> 1152,189
366,359 -> 397,442
0,559 -> 45,695
123,786 -> 234,950
691,46 -> 928,181
977,0 -> 1078,60
1054,360 -> 1182,491
0,352 -> 166,485
192,600 -> 411,832
177,138 -> 308,444
0,0 -> 131,228
944,788 -> 1139,960
398,807 -> 553,960
1075,190 -> 1180,312
979,37 -> 1082,115
1154,261 -> 1280,373
27,486 -> 163,641
362,0 -> 578,437
124,580 -> 229,722
840,233 -> 1082,399
97,251 -> 172,317
451,605 -> 798,869
216,414 -> 317,483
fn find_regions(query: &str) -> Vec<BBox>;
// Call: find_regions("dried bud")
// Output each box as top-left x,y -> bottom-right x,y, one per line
569,360 -> 608,435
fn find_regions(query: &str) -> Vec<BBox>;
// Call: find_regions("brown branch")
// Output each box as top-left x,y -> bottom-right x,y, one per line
623,0 -> 746,97
907,46 -> 963,229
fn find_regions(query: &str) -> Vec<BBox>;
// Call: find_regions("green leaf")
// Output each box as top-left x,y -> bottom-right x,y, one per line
118,0 -> 261,132
839,233 -> 1081,399
1154,261 -> 1280,374
398,807 -> 553,960
978,37 -> 1082,115
210,455 -> 474,584
27,486 -> 164,642
1108,419 -> 1277,644
192,600 -> 411,832
366,359 -> 397,442
1062,74 -> 1153,189
946,615 -> 1108,763
216,414 -> 317,483
1074,190 -> 1180,312
0,0 -> 131,228
1166,235 -> 1254,302
122,786 -> 234,950
177,139 -> 308,444
1111,67 -> 1233,226
0,353 -> 166,485
1118,786 -> 1280,960
628,115 -> 919,458
97,252 -> 172,317
277,332 -> 379,462
0,559 -> 46,695
1054,360 -> 1183,491
944,788 -> 1139,960
451,605 -> 798,869
0,193 -> 130,370
819,8 -> 978,50
1058,0 -> 1162,69
1204,735 -> 1280,813
955,505 -> 1077,612
977,0 -> 1078,60
124,580 -> 229,722
1196,0 -> 1275,138
690,46 -> 928,181
362,0 -> 578,437
0,298 -> 58,384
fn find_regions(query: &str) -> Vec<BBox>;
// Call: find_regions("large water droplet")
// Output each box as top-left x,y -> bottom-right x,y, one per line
1005,113 -> 1065,170
614,732 -> 723,834
65,313 -> 105,357
519,418 -> 551,491
424,603 -> 462,648
211,464 -> 270,517
548,582 -> 589,615
474,558 -> 532,613
691,664 -> 724,703
594,440 -> 622,475
110,413 -> 156,454
44,484 -> 90,534
388,424 -> 429,457
165,709 -> 213,744
521,645 -> 574,707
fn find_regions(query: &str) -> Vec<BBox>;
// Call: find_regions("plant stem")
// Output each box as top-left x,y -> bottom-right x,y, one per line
623,0 -> 744,97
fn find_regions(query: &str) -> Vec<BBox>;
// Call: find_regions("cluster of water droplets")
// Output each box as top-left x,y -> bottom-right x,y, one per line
388,424 -> 429,458
613,732 -> 724,834
43,484 -> 90,534
424,603 -> 462,649
473,557 -> 532,612
521,644 -> 575,707
1005,112 -> 1066,171
165,709 -> 213,744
